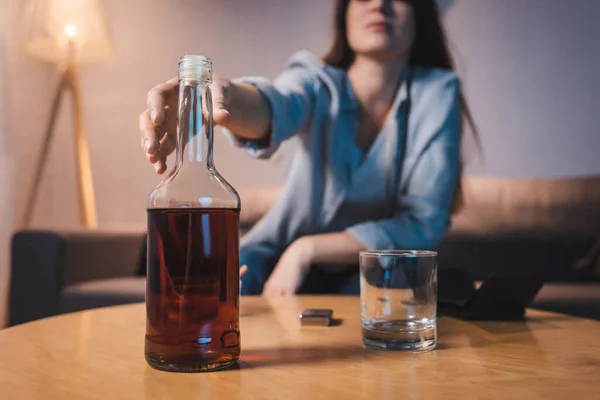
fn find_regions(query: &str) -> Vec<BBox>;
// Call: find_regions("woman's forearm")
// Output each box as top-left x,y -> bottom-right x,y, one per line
299,232 -> 366,272
225,82 -> 272,140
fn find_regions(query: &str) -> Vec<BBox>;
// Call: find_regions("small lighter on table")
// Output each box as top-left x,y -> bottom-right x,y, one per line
299,309 -> 334,327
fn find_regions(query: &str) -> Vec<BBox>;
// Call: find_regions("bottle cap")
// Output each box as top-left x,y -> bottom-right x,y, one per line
178,55 -> 212,84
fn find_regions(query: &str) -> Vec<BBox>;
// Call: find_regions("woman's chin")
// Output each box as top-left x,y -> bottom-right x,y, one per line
353,40 -> 403,59
355,48 -> 404,63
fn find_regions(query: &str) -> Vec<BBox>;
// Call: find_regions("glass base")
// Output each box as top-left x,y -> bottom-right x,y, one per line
145,353 -> 238,373
362,337 -> 436,352
362,320 -> 436,352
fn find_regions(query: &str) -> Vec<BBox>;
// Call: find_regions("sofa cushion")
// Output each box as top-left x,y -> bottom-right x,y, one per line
452,176 -> 600,237
10,229 -> 145,326
531,282 -> 600,320
59,277 -> 145,314
237,176 -> 600,238
59,277 -> 600,320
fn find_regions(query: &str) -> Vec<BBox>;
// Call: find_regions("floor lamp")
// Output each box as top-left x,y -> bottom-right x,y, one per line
20,0 -> 113,229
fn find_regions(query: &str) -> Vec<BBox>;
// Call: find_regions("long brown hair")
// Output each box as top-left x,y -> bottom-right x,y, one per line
323,0 -> 477,213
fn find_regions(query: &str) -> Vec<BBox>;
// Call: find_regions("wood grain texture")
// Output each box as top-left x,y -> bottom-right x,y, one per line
0,297 -> 599,399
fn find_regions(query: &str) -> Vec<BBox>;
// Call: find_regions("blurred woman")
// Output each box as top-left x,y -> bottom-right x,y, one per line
140,0 -> 476,296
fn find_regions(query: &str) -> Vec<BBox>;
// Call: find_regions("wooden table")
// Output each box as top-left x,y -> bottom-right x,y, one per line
1,297 -> 599,399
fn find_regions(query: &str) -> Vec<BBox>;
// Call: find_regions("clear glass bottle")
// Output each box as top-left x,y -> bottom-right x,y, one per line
145,55 -> 241,372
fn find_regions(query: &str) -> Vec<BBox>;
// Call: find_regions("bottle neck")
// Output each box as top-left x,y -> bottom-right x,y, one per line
175,78 -> 214,170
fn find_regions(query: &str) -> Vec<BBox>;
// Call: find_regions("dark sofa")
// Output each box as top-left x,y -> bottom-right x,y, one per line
8,177 -> 600,326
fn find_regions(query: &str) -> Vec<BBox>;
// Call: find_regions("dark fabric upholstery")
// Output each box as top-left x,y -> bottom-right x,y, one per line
58,277 -> 600,321
59,277 -> 145,314
9,229 -> 145,326
8,227 -> 600,325
9,232 -> 65,325
438,233 -> 595,281
531,283 -> 600,320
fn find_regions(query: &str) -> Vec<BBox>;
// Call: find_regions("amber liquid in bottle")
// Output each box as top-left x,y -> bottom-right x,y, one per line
145,208 -> 240,372
145,55 -> 241,372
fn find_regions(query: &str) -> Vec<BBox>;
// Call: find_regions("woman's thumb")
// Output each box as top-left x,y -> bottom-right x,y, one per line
213,108 -> 231,125
208,76 -> 231,125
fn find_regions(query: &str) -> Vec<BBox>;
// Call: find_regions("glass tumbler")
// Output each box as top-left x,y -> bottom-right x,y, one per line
360,250 -> 437,351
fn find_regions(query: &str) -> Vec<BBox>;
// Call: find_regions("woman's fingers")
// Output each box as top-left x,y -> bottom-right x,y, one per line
159,131 -> 177,156
142,76 -> 236,175
143,79 -> 178,157
262,284 -> 293,297
147,78 -> 178,126
139,110 -> 160,155
140,108 -> 177,174
140,78 -> 179,175
154,154 -> 167,174
148,134 -> 176,174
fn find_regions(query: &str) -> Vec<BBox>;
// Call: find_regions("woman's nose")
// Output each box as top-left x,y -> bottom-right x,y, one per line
367,0 -> 394,16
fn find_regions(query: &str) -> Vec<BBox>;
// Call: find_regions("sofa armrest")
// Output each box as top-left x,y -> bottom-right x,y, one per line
438,232 -> 595,281
9,228 -> 145,326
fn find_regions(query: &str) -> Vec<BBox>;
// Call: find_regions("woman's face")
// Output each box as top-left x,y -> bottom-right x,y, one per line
346,0 -> 415,62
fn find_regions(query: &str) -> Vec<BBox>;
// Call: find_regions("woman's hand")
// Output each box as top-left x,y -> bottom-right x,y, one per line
139,76 -> 233,174
263,238 -> 313,297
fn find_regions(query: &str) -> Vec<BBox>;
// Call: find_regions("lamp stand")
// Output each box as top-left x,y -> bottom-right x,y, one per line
21,51 -> 97,229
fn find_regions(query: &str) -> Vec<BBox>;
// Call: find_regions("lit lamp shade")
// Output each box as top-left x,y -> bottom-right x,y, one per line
22,0 -> 114,65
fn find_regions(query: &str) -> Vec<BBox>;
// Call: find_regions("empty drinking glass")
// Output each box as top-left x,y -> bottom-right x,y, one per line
360,250 -> 437,351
